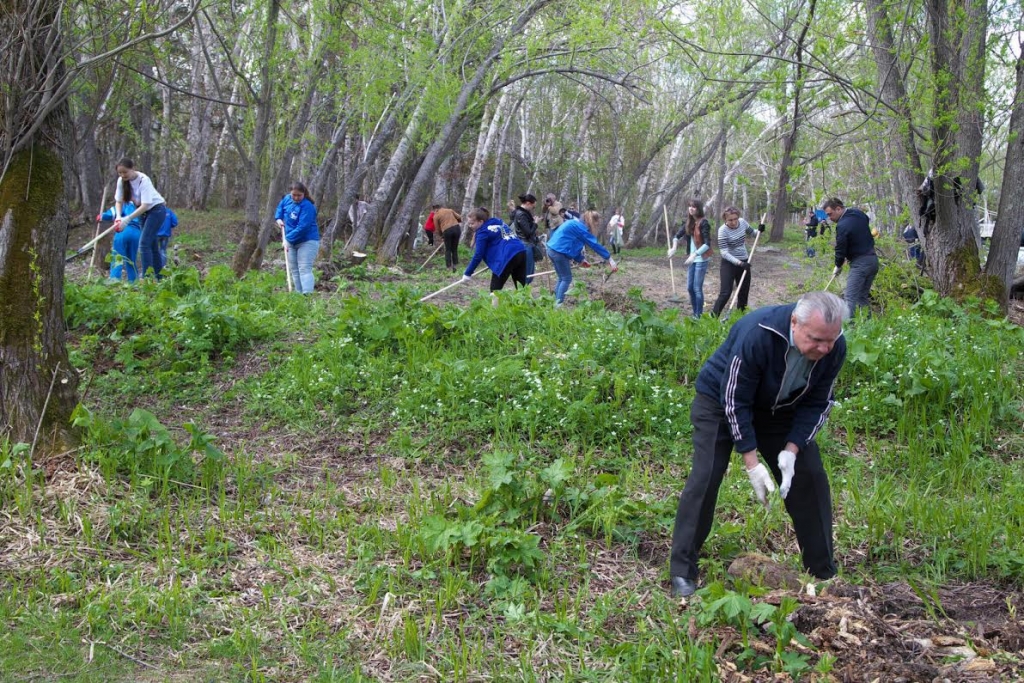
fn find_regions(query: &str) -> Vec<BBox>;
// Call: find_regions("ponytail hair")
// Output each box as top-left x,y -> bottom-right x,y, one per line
117,157 -> 135,204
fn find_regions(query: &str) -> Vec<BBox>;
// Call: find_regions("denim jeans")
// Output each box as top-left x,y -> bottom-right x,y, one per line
548,249 -> 574,305
287,239 -> 320,293
845,253 -> 879,318
157,236 -> 170,270
139,203 -> 167,279
687,259 -> 709,317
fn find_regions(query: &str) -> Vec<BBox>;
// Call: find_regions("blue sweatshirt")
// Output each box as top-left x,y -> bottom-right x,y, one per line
158,208 -> 178,238
834,207 -> 875,268
546,217 -> 611,262
101,202 -> 141,230
274,196 -> 320,244
465,218 -> 526,278
695,303 -> 846,454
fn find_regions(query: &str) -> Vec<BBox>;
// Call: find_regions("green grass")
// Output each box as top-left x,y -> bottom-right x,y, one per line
2,219 -> 1023,680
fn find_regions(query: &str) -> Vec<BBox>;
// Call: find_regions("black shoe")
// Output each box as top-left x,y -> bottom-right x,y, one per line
670,576 -> 697,598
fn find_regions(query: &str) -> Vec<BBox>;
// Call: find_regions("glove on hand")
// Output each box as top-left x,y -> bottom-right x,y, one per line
683,252 -> 697,266
746,463 -> 776,507
607,257 -> 618,272
460,274 -> 472,284
112,218 -> 124,233
667,238 -> 679,259
777,450 -> 796,499
757,223 -> 766,232
96,214 -> 103,222
739,261 -> 751,272
832,266 -> 841,276
276,219 -> 285,229
581,260 -> 591,268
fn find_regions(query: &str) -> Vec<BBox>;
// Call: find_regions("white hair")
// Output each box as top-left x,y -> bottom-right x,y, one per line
794,291 -> 847,325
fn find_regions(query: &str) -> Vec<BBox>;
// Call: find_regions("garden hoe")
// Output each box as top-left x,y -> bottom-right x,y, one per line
418,266 -> 491,303
86,184 -> 109,278
281,224 -> 293,292
721,213 -> 766,320
66,224 -> 117,262
664,205 -> 685,304
417,242 -> 444,271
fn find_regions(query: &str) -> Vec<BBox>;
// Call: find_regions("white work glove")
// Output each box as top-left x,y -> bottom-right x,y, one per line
832,265 -> 841,276
460,274 -> 472,284
276,219 -> 285,229
684,251 -> 697,265
777,450 -> 796,499
607,257 -> 618,272
667,238 -> 679,259
746,463 -> 776,508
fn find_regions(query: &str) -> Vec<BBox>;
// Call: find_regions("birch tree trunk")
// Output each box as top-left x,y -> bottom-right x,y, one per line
461,97 -> 502,223
345,99 -> 425,256
378,0 -> 558,263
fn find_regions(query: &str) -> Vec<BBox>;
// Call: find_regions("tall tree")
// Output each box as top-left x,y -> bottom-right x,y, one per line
0,1 -> 80,450
923,0 -> 988,296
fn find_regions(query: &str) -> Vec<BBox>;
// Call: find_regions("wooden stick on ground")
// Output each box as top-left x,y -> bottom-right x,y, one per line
281,224 -> 293,292
417,242 -> 444,271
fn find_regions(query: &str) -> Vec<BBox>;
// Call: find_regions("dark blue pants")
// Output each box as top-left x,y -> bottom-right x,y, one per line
670,393 -> 836,581
139,204 -> 168,278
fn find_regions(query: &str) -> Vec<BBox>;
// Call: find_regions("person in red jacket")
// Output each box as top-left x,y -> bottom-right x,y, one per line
423,204 -> 439,246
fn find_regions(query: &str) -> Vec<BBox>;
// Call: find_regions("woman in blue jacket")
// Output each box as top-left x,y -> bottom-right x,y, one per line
461,207 -> 528,299
274,182 -> 320,293
99,202 -> 142,282
545,210 -> 618,306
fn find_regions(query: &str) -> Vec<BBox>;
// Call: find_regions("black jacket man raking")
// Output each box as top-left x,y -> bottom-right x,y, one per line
670,291 -> 848,598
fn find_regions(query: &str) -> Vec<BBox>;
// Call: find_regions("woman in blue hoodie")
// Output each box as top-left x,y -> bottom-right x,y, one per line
99,202 -> 142,282
274,182 -> 320,293
545,210 -> 618,306
461,207 -> 528,296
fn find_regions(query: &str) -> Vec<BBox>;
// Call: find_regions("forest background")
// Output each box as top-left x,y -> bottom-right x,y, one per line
2,0 -> 1024,680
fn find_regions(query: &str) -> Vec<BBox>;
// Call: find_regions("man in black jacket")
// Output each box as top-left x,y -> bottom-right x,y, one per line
669,291 -> 848,598
825,197 -> 878,318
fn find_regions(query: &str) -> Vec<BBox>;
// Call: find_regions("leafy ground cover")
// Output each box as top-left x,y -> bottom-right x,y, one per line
2,216 -> 1023,681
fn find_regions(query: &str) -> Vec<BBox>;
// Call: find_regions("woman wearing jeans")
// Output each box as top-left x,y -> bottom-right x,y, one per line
667,199 -> 713,318
112,158 -> 167,279
274,182 -> 320,293
545,211 -> 617,306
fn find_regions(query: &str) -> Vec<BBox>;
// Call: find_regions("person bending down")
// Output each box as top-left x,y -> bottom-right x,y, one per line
545,210 -> 617,306
461,207 -> 528,305
669,291 -> 848,598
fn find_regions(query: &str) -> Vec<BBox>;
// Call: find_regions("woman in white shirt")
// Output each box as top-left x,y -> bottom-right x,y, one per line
112,157 -> 168,279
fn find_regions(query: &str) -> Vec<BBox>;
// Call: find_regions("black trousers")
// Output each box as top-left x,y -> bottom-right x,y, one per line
712,259 -> 751,316
490,251 -> 528,291
442,226 -> 461,269
426,229 -> 435,246
670,393 -> 836,581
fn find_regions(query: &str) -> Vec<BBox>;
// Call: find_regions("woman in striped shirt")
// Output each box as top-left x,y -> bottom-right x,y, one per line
711,206 -> 764,316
